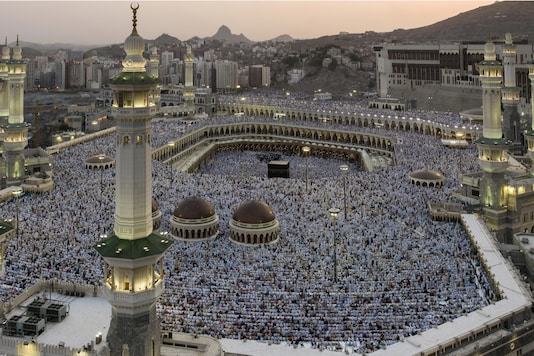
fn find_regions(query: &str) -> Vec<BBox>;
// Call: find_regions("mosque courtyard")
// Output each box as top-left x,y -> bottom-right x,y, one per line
0,109 -> 496,354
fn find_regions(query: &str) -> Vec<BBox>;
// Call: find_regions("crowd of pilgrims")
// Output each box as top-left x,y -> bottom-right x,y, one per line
0,95 -> 494,354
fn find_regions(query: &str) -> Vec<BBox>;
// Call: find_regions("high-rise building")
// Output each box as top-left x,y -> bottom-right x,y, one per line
213,60 -> 238,93
54,60 -> 66,91
94,5 -> 172,355
65,60 -> 84,89
160,51 -> 174,66
249,65 -> 271,88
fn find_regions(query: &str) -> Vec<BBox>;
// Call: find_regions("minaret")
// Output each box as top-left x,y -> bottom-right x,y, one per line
148,45 -> 159,79
0,38 -> 10,122
0,39 -> 11,162
94,5 -> 172,356
3,36 -> 29,187
524,58 -> 534,175
501,33 -> 521,144
183,45 -> 196,116
475,38 -> 510,238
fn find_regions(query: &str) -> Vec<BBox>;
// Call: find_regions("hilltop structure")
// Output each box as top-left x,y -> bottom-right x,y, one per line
373,37 -> 533,115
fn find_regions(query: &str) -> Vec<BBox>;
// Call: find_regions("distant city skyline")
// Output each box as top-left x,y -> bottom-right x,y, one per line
1,1 -> 495,46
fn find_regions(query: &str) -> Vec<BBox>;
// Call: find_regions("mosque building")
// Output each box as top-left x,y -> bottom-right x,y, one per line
456,35 -> 534,248
1,4 -> 534,355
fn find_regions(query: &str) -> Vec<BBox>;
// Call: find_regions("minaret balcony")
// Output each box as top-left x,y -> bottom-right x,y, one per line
478,159 -> 509,173
102,279 -> 164,314
3,139 -> 28,151
112,106 -> 157,119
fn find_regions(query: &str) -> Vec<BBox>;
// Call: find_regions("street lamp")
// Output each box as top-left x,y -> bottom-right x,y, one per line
12,188 -> 23,241
328,207 -> 340,284
302,146 -> 310,192
98,154 -> 105,201
168,142 -> 175,187
340,165 -> 349,219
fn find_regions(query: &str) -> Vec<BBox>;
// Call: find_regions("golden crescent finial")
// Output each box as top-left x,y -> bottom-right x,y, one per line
130,2 -> 139,32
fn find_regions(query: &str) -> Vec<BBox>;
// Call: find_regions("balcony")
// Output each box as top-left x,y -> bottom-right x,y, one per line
102,280 -> 164,314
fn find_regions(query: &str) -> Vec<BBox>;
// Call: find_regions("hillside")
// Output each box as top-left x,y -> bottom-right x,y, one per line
15,1 -> 534,97
387,1 -> 534,42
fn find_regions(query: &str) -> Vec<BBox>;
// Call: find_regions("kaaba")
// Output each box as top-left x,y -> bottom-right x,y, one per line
268,160 -> 290,178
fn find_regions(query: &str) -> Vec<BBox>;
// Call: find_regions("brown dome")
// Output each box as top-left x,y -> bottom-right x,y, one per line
232,200 -> 275,224
174,196 -> 215,220
409,169 -> 444,180
85,154 -> 114,164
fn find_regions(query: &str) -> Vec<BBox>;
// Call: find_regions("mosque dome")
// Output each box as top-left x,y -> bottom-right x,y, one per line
84,154 -> 115,170
229,200 -> 279,246
505,32 -> 513,44
484,41 -> 497,61
152,197 -> 162,231
409,169 -> 445,188
170,196 -> 219,242
2,42 -> 9,60
232,200 -> 276,224
12,38 -> 22,61
410,170 -> 443,180
173,196 -> 216,220
121,4 -> 147,72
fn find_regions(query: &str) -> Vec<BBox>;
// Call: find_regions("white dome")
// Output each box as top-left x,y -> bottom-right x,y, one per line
121,4 -> 146,72
2,42 -> 9,60
484,41 -> 496,61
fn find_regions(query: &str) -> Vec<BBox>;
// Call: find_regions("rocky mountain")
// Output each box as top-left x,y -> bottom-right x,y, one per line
16,2 -> 534,57
209,25 -> 252,44
17,41 -> 102,54
153,33 -> 181,47
269,34 -> 294,43
13,0 -> 534,98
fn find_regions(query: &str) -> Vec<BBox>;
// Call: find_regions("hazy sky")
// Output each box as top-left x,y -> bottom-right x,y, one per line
1,1 -> 496,45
